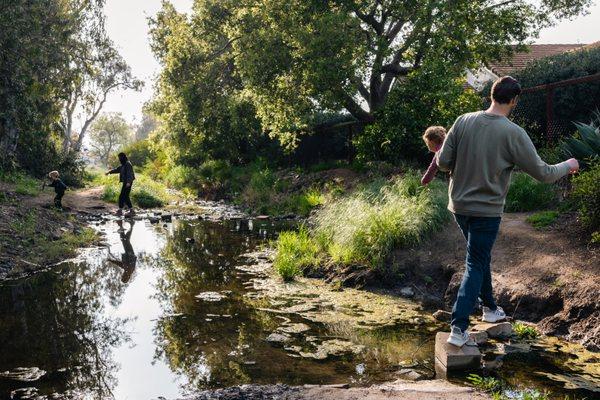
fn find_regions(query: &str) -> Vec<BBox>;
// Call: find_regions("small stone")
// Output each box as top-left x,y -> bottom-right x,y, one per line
195,291 -> 227,302
472,322 -> 513,339
277,323 -> 311,335
497,342 -> 531,354
185,237 -> 195,244
160,214 -> 172,222
149,216 -> 160,224
469,330 -> 489,345
396,368 -> 425,381
399,287 -> 415,298
433,310 -> 452,322
266,332 -> 292,346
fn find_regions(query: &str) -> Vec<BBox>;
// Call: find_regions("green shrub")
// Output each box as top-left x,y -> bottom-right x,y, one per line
506,173 -> 556,212
560,113 -> 600,167
526,211 -> 559,229
467,374 -> 503,393
571,161 -> 600,235
0,171 -> 41,196
96,172 -> 170,208
513,322 -> 540,340
273,171 -> 450,272
273,229 -> 320,281
131,188 -> 164,208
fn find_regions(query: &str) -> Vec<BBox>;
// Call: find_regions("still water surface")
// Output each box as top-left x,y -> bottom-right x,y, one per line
0,216 -> 598,399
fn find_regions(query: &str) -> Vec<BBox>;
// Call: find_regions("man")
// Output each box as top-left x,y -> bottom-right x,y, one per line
106,152 -> 136,217
437,76 -> 579,347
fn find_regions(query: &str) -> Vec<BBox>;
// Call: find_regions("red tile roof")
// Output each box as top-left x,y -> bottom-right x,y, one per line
487,44 -> 587,76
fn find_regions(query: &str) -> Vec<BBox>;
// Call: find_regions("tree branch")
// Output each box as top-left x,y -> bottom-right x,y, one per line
343,93 -> 374,123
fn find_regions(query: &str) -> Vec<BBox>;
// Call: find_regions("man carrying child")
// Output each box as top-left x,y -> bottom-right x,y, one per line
435,76 -> 579,347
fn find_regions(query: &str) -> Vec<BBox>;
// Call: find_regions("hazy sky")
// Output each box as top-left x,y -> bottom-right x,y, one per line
101,0 -> 600,125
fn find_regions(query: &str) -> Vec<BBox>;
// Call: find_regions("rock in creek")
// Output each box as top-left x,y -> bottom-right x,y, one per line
433,309 -> 452,322
195,291 -> 227,302
399,286 -> 415,298
277,323 -> 311,335
266,332 -> 292,346
299,339 -> 365,360
472,322 -> 513,339
0,367 -> 46,382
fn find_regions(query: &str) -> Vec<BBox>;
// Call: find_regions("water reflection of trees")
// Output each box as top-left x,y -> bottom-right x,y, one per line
150,220 -> 292,390
0,250 -> 132,398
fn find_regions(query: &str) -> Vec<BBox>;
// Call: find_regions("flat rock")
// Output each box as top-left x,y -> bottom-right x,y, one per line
399,286 -> 415,298
195,291 -> 227,302
469,330 -> 489,345
266,332 -> 292,346
433,310 -> 452,322
396,368 -> 426,381
278,323 -> 311,335
435,332 -> 481,371
472,322 -> 513,339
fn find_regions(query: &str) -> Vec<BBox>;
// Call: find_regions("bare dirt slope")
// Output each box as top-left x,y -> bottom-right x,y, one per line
391,212 -> 599,351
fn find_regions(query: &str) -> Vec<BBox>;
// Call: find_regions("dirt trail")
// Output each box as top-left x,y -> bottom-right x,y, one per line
30,185 -> 116,215
187,380 -> 490,400
390,212 -> 599,350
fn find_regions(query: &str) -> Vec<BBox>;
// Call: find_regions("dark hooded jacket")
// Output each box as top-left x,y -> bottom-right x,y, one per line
108,160 -> 135,183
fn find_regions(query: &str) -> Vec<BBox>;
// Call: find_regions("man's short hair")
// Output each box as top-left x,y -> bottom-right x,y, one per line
491,76 -> 521,104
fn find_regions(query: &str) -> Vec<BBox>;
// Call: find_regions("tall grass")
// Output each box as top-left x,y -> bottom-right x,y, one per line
0,171 -> 41,196
273,172 -> 450,279
88,171 -> 170,208
506,173 -> 556,212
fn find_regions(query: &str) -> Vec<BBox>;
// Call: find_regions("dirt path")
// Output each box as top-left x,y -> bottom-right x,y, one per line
187,380 -> 490,400
29,185 -> 116,215
390,212 -> 599,351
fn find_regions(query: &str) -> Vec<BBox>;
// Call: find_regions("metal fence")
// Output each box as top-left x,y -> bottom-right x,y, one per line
508,72 -> 600,147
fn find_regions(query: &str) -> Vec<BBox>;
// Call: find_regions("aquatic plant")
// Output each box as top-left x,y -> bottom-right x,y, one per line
513,322 -> 540,340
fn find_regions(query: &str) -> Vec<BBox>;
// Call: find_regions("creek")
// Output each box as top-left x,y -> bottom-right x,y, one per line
0,213 -> 598,399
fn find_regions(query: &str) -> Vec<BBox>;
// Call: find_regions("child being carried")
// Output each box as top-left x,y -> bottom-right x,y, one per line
420,126 -> 446,186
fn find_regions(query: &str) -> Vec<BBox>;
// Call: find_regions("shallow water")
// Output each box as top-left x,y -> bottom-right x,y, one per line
0,216 -> 598,399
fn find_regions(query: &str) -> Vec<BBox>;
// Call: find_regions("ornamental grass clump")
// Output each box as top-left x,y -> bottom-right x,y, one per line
273,171 -> 450,279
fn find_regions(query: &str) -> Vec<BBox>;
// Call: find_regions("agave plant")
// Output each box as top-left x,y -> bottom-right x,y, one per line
561,111 -> 600,168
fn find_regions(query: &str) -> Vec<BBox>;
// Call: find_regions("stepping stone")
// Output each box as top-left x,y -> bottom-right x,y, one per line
469,330 -> 489,345
433,310 -> 451,322
471,322 -> 513,339
435,332 -> 481,374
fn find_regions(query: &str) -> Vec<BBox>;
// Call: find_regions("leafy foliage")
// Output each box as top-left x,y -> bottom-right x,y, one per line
571,160 -> 600,237
513,322 -> 540,339
526,211 -> 559,229
511,45 -> 600,146
560,112 -> 600,167
506,173 -> 556,212
89,112 -> 133,166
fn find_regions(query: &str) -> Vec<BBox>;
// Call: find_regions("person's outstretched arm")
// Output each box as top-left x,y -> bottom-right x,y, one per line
106,165 -> 121,175
510,129 -> 578,183
421,155 -> 439,185
437,117 -> 461,172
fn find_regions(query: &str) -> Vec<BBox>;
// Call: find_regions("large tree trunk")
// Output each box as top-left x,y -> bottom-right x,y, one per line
0,116 -> 19,169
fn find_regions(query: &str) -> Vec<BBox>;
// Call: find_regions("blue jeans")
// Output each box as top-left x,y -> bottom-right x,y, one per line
451,214 -> 501,331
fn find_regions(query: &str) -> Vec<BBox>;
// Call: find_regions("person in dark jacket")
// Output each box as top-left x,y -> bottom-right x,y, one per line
106,152 -> 136,216
43,170 -> 68,209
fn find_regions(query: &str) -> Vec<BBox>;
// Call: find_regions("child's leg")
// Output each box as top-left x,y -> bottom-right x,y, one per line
54,193 -> 63,209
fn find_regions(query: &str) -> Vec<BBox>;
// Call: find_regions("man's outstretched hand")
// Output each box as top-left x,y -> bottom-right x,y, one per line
566,158 -> 579,174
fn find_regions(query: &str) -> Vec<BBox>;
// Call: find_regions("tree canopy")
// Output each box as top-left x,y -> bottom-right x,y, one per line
148,0 -> 591,155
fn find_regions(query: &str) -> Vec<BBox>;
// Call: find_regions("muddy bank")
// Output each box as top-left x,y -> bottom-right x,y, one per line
0,184 -> 106,280
312,212 -> 599,351
184,380 -> 489,400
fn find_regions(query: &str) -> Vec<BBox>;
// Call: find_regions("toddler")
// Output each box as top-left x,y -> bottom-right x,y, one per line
421,126 -> 446,185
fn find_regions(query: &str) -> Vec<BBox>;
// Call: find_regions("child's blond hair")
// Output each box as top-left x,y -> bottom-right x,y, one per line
48,171 -> 60,179
422,126 -> 446,145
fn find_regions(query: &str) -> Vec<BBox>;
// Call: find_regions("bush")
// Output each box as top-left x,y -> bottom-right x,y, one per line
513,322 -> 540,340
571,161 -> 600,236
505,173 -> 556,212
510,45 -> 600,147
560,113 -> 600,167
0,171 -> 41,196
116,139 -> 155,167
273,171 -> 450,272
354,64 -> 481,164
95,172 -> 170,209
273,229 -> 320,281
526,211 -> 559,229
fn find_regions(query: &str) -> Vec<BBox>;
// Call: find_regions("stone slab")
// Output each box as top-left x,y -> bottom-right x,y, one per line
435,332 -> 481,370
471,321 -> 513,339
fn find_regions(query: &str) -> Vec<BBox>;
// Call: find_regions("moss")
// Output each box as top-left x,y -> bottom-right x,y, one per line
526,211 -> 560,229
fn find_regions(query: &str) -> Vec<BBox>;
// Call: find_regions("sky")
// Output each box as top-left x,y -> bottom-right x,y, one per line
101,0 -> 600,126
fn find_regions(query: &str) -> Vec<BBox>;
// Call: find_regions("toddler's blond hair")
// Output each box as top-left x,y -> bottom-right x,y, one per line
48,171 -> 60,179
422,126 -> 446,145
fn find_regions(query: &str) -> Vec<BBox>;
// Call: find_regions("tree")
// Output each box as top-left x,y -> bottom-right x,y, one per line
59,33 -> 143,155
135,111 -> 159,141
0,0 -> 73,171
176,0 -> 590,146
88,112 -> 132,166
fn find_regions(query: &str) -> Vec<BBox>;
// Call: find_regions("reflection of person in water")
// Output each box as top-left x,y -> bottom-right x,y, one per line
108,220 -> 137,283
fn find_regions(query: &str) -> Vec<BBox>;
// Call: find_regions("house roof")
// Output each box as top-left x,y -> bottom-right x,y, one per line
487,44 -> 587,76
